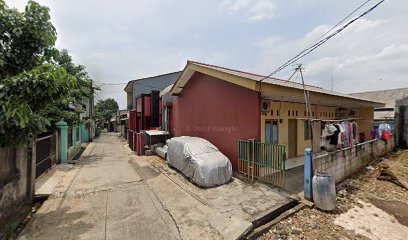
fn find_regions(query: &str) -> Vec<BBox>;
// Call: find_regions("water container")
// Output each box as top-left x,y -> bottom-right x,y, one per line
312,172 -> 336,211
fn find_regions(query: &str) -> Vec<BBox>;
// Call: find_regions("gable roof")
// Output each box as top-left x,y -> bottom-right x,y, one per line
349,87 -> 408,108
170,61 -> 384,107
124,71 -> 182,92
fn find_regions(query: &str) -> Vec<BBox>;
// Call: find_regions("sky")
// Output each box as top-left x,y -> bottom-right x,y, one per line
6,0 -> 408,109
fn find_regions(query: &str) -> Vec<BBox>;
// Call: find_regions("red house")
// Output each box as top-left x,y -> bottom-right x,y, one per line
169,61 -> 382,171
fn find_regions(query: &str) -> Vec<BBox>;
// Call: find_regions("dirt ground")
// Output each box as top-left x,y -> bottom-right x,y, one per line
259,149 -> 408,240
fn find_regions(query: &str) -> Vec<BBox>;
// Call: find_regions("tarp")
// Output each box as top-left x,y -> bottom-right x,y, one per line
167,136 -> 232,187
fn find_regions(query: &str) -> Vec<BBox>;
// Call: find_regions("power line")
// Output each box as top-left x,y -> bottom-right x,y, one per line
100,81 -> 163,90
308,0 -> 372,49
259,0 -> 385,82
100,83 -> 127,86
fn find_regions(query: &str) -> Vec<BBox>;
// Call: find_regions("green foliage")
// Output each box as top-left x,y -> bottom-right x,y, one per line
41,49 -> 98,125
0,64 -> 76,146
0,0 -> 57,78
95,98 -> 119,122
0,1 -> 98,146
4,221 -> 18,240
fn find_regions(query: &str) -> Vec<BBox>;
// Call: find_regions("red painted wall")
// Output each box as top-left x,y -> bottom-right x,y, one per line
136,98 -> 142,113
172,72 -> 260,170
144,96 -> 151,116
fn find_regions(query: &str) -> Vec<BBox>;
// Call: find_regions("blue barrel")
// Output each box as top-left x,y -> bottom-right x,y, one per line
312,172 -> 336,211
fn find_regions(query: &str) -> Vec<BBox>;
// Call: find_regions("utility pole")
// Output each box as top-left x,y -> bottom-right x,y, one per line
297,64 -> 315,201
297,65 -> 314,154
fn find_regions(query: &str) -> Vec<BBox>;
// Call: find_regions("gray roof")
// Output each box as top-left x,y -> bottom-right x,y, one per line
374,110 -> 394,120
349,88 -> 408,108
125,71 -> 182,109
124,71 -> 182,93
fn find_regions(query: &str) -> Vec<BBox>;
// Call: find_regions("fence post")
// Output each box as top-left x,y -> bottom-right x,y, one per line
250,139 -> 255,183
73,125 -> 78,156
56,120 -> 68,163
27,141 -> 36,200
304,148 -> 313,201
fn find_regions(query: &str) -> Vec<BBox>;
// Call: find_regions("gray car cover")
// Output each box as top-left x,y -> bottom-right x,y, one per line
166,136 -> 232,187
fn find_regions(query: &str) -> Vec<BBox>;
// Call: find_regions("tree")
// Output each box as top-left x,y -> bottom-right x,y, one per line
0,64 -> 77,146
42,49 -> 99,125
0,0 -> 58,78
0,1 -> 97,146
95,98 -> 119,122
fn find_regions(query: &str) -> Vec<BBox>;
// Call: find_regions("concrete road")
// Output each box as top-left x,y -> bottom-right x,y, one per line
20,132 -> 290,240
19,133 -> 180,240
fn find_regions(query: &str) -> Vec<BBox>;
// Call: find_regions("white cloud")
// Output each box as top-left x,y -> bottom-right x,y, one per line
5,0 -> 408,107
252,10 -> 408,93
248,0 -> 276,22
221,0 -> 276,22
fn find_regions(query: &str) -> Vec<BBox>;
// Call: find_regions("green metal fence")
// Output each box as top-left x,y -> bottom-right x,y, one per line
238,140 -> 286,187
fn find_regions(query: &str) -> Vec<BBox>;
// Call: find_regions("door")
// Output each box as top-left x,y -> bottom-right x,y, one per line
288,119 -> 298,158
265,120 -> 279,144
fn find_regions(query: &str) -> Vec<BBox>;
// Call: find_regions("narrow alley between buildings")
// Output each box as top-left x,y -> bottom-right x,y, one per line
19,132 -> 180,240
18,132 -> 291,240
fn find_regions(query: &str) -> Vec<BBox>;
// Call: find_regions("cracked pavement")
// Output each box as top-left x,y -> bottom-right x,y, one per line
19,132 -> 290,240
18,132 -> 180,240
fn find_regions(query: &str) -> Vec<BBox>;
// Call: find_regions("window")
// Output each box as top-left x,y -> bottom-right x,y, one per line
288,110 -> 291,116
271,110 -> 273,116
277,110 -> 279,116
304,121 -> 311,140
266,120 -> 279,144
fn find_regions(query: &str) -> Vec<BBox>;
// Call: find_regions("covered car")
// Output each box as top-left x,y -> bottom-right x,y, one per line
166,136 -> 232,187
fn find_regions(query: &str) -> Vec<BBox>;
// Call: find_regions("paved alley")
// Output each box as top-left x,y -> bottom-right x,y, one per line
19,132 -> 290,240
19,133 -> 180,240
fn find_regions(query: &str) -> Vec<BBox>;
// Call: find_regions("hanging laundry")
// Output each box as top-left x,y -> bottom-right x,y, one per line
348,123 -> 353,149
341,122 -> 349,148
337,123 -> 345,147
370,128 -> 378,140
353,122 -> 359,144
378,122 -> 391,142
321,124 -> 336,148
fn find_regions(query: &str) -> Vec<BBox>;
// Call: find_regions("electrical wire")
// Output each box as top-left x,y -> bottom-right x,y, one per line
100,81 -> 163,90
285,68 -> 298,82
308,0 -> 372,49
258,0 -> 385,82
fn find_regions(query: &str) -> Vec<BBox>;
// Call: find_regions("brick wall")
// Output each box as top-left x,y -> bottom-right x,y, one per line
313,137 -> 395,183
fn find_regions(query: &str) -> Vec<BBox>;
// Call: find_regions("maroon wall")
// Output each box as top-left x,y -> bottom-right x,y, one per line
172,72 -> 260,170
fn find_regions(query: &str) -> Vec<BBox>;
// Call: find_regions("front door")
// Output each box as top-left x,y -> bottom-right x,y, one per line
265,120 -> 279,144
288,119 -> 298,158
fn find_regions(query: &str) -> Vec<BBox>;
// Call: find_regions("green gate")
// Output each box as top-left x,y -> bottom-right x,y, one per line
238,139 -> 286,187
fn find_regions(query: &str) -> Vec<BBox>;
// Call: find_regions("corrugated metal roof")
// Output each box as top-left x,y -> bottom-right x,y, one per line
124,71 -> 182,92
186,61 -> 383,105
350,88 -> 408,108
374,111 -> 394,120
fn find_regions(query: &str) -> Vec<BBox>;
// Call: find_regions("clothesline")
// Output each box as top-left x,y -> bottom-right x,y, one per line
321,121 -> 360,151
321,118 -> 361,122
296,118 -> 361,122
